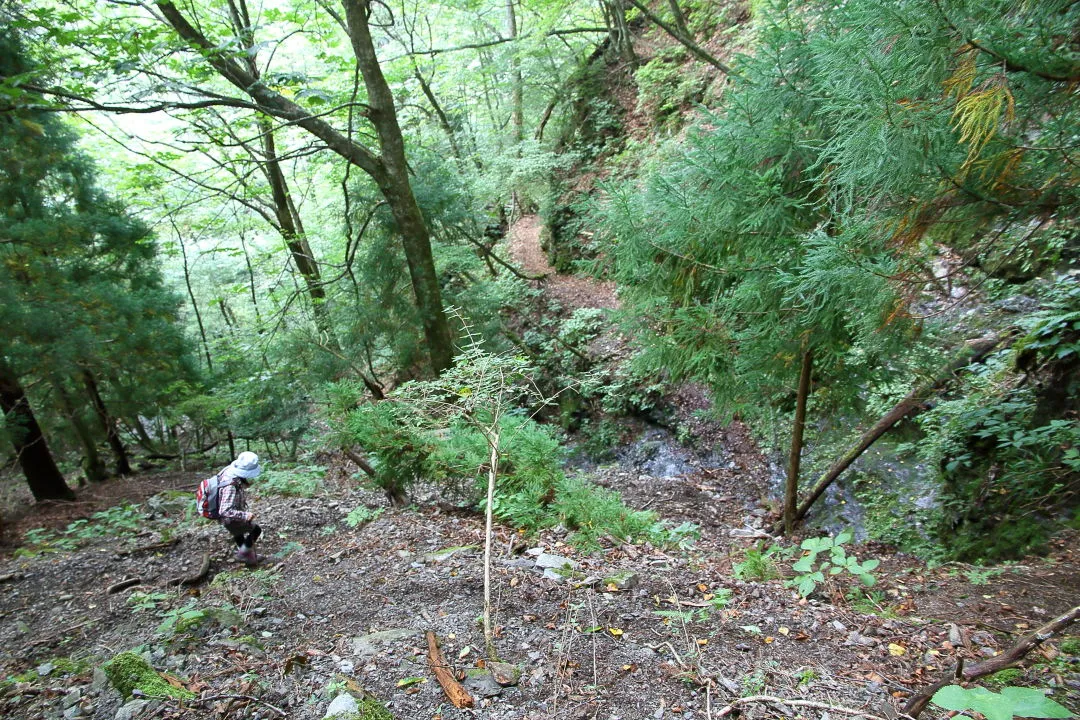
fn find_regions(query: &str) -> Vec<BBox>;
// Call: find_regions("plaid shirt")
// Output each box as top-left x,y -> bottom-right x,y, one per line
216,470 -> 253,523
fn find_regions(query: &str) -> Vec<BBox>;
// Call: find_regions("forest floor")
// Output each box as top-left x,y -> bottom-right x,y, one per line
1,219 -> 1078,720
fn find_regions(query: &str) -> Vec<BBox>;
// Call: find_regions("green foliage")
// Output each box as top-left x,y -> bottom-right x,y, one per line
931,685 -> 1071,720
345,506 -> 384,527
127,591 -> 171,613
258,465 -> 324,498
788,531 -> 879,598
16,503 -> 144,556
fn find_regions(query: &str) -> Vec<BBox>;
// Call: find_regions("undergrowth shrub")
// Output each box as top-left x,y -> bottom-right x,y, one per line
258,465 -> 324,498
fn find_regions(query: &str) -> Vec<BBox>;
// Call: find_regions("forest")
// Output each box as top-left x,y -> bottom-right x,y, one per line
0,1 -> 1077,719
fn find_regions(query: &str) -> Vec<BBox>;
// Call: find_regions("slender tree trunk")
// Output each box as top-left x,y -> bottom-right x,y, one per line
783,348 -> 813,534
174,222 -> 213,372
772,331 -> 1012,534
343,0 -> 453,374
414,67 -> 468,169
506,0 -> 523,146
53,378 -> 107,484
83,370 -> 132,475
482,427 -> 500,660
666,0 -> 689,37
0,364 -> 74,501
602,0 -> 637,65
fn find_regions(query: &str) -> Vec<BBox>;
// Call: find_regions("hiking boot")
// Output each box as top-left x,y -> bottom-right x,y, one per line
238,547 -> 259,565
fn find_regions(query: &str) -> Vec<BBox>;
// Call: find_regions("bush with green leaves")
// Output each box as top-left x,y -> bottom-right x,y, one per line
258,465 -> 325,498
788,531 -> 879,598
16,503 -> 145,557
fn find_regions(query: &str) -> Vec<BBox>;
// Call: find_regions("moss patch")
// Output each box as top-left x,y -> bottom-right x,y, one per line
101,651 -> 194,700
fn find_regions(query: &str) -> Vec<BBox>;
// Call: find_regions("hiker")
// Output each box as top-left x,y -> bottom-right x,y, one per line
203,452 -> 263,564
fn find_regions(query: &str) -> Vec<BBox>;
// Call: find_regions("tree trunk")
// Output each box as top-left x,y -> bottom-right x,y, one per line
157,0 -> 453,375
506,0 -> 523,146
0,365 -> 74,501
783,348 -> 813,534
343,0 -> 454,374
82,370 -> 131,475
624,0 -> 732,74
666,0 -> 689,38
771,331 -> 1012,534
53,378 -> 107,484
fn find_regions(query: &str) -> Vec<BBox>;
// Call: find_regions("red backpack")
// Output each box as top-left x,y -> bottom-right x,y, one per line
195,470 -> 228,520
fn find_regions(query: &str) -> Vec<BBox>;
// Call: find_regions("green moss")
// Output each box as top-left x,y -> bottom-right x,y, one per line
102,652 -> 194,700
331,697 -> 394,720
985,668 -> 1024,687
1060,637 -> 1080,655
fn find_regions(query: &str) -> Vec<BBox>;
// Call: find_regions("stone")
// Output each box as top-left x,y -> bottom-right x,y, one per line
324,693 -> 359,719
92,668 -> 109,691
114,700 -> 147,720
63,689 -> 82,708
542,569 -> 566,582
37,663 -> 55,677
488,661 -> 522,686
63,705 -> 83,720
535,553 -> 576,570
463,669 -> 503,698
339,660 -> 355,675
351,629 -> 420,658
603,571 -> 639,591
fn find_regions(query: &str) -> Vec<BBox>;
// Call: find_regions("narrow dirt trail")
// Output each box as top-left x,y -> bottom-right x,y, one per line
507,215 -> 620,312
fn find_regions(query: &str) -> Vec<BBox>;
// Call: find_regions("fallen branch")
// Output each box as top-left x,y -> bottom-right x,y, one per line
425,630 -> 474,709
0,572 -> 24,583
106,577 -> 142,594
342,448 -> 377,479
716,695 -> 890,720
904,604 -> 1080,717
167,552 -> 211,587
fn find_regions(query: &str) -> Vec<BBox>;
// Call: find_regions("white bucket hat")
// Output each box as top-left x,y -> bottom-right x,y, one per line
230,451 -> 262,479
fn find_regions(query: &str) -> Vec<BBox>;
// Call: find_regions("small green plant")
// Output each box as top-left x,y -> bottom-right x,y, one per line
156,601 -> 208,636
1060,637 -> 1080,655
734,542 -> 785,581
788,530 -> 879,598
654,590 -> 731,623
847,589 -> 900,618
128,591 -> 171,613
345,506 -> 384,527
931,684 -> 1071,720
963,566 -> 1007,586
741,669 -> 767,696
795,667 -> 818,687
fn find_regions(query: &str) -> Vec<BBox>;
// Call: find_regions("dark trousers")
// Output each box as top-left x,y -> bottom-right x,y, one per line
223,519 -> 262,548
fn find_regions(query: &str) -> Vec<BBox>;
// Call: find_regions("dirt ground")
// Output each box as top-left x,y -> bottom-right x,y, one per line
0,435 -> 1077,720
2,218 -> 1077,720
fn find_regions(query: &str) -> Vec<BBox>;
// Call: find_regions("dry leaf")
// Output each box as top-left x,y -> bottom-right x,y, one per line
888,643 -> 906,656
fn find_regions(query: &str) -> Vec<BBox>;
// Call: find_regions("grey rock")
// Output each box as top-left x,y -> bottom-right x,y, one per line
37,662 -> 55,676
463,669 -> 503,698
832,620 -> 847,632
324,693 -> 359,718
603,571 -> 639,590
535,553 -> 577,570
92,668 -> 109,691
114,700 -> 147,720
63,705 -> 83,720
542,568 -> 566,582
338,660 -> 355,675
63,689 -> 82,708
488,661 -> 522,686
948,623 -> 963,645
351,628 -> 420,657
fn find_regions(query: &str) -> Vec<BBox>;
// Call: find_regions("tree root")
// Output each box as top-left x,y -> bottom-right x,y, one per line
106,577 -> 142,594
166,552 -> 211,587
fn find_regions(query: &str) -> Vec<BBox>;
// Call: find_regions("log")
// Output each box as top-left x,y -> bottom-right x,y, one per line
773,331 -> 1013,534
903,604 -> 1080,717
425,631 -> 474,709
167,551 -> 211,587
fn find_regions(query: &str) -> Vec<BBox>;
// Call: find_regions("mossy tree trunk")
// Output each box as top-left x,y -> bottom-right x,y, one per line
0,364 -> 74,501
